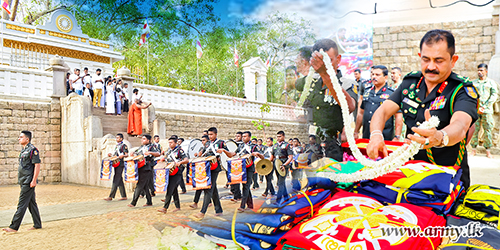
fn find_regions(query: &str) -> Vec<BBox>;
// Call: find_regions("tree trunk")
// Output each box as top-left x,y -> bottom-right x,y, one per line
9,0 -> 19,22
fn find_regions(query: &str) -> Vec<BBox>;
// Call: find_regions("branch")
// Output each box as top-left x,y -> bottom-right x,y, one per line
173,18 -> 201,35
25,6 -> 64,25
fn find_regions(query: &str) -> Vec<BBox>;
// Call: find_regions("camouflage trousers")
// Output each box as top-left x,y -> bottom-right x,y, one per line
471,113 -> 494,149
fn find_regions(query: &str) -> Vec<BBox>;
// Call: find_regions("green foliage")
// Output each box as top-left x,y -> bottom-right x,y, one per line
252,103 -> 271,137
17,1 -> 316,103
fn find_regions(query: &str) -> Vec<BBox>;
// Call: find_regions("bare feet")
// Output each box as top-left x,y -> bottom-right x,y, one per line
143,204 -> 152,207
486,151 -> 494,159
118,197 -> 127,200
189,203 -> 198,209
214,212 -> 223,216
104,197 -> 112,201
208,203 -> 213,207
470,149 -> 477,156
157,208 -> 167,213
3,228 -> 17,232
27,227 -> 40,231
127,204 -> 135,207
237,208 -> 245,213
171,208 -> 180,212
190,212 -> 205,221
161,199 -> 166,203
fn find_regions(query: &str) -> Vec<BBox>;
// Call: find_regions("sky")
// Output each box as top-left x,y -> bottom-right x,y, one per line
214,0 -> 374,38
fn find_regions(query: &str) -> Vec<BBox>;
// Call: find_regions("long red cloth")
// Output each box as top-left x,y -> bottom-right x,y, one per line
127,103 -> 142,135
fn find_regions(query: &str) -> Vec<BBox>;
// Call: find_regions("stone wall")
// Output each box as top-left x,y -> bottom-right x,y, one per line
157,112 -> 309,143
372,17 -> 499,79
0,99 -> 61,185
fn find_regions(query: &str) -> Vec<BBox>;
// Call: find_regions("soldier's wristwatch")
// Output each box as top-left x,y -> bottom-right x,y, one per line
439,130 -> 449,147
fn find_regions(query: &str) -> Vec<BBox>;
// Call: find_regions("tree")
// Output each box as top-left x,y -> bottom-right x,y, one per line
252,12 -> 316,103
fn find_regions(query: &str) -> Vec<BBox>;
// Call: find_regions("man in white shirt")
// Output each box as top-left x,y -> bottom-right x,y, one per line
82,67 -> 93,101
92,69 -> 104,107
70,68 -> 83,95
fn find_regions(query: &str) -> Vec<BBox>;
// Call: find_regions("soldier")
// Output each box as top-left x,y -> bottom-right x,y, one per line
230,131 -> 243,201
157,135 -> 189,214
3,131 -> 42,232
296,38 -> 356,161
191,127 -> 225,220
261,137 -> 276,199
104,133 -> 128,201
128,134 -> 160,207
367,29 -> 479,189
291,138 -> 304,181
354,65 -> 403,141
470,63 -> 498,158
221,131 -> 262,212
305,135 -> 322,155
269,131 -> 294,203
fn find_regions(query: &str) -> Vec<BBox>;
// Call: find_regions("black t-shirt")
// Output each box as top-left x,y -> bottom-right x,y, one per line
18,143 -> 41,185
361,83 -> 396,140
271,141 -> 293,165
200,139 -> 229,172
388,71 -> 478,186
164,146 -> 188,175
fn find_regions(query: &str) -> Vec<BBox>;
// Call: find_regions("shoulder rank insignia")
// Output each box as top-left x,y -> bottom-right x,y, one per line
465,86 -> 478,99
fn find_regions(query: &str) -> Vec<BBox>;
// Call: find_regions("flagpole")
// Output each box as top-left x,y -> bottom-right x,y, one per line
147,40 -> 149,85
197,58 -> 199,91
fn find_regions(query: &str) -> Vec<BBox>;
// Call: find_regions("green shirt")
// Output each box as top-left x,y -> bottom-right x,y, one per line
473,77 -> 498,114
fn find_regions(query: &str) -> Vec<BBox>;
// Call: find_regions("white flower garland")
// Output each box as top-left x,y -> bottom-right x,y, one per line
312,50 -> 440,183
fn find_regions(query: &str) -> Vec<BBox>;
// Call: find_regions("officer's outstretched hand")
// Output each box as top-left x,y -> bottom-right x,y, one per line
367,134 -> 388,160
408,109 -> 443,149
310,50 -> 327,74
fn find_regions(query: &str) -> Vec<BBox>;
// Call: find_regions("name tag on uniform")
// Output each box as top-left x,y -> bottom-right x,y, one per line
309,124 -> 318,135
403,97 -> 418,108
430,96 -> 446,110
381,94 -> 390,99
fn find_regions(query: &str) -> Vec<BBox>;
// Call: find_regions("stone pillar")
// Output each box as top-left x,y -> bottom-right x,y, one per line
243,67 -> 256,101
46,55 -> 70,98
256,71 -> 268,102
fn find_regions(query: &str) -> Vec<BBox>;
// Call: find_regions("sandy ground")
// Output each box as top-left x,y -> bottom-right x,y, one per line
0,183 -> 110,211
0,182 -> 252,250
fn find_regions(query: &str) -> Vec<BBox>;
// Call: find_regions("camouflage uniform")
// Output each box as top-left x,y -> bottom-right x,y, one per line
471,77 -> 498,149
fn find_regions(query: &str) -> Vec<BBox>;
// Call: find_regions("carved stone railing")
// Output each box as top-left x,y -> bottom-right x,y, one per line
0,64 -> 53,102
134,83 -> 307,122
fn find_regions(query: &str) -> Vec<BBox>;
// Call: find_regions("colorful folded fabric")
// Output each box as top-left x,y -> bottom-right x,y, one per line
189,219 -> 287,250
439,215 -> 500,249
276,190 -> 445,250
372,160 -> 462,195
453,184 -> 500,228
353,180 -> 464,215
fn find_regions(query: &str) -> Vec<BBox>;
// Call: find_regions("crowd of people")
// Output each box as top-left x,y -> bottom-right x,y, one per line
66,67 -> 131,116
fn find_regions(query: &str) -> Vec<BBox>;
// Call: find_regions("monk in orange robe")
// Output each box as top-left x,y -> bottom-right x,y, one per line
127,99 -> 150,136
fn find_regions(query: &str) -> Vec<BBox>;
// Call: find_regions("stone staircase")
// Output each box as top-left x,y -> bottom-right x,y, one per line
92,108 -> 142,147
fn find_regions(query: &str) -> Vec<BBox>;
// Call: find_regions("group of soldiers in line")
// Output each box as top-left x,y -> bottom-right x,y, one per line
105,128 -> 324,220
